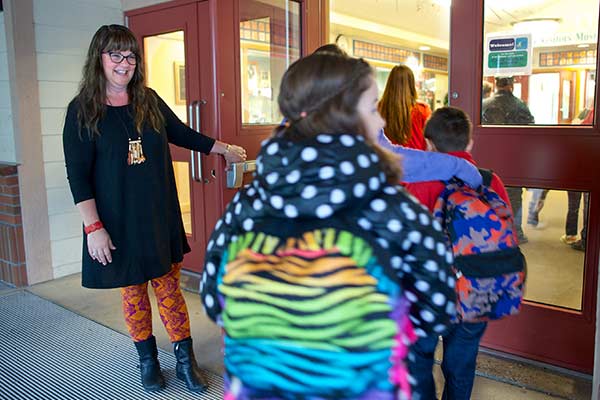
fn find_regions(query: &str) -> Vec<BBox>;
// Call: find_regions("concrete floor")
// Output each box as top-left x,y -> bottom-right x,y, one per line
20,273 -> 591,400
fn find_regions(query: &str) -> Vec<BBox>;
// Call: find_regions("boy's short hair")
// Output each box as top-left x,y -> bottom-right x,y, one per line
495,76 -> 513,88
424,106 -> 472,153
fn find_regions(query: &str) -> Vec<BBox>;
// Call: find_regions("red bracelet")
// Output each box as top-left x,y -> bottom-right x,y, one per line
84,221 -> 104,235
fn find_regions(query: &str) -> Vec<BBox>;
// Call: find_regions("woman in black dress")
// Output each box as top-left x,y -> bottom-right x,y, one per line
62,24 -> 246,393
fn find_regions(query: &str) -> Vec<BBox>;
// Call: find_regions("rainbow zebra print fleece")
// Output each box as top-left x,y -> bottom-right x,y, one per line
219,229 -> 415,400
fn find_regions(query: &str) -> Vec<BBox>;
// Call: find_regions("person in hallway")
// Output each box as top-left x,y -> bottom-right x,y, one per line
379,64 -> 431,149
62,24 -> 246,393
561,109 -> 593,251
526,188 -> 548,229
482,81 -> 493,99
481,76 -> 534,244
200,51 -> 457,399
405,106 -> 512,400
562,191 -> 589,251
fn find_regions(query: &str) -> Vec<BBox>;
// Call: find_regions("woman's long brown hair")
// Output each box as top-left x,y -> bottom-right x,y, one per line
75,24 -> 163,136
276,53 -> 402,183
378,65 -> 417,145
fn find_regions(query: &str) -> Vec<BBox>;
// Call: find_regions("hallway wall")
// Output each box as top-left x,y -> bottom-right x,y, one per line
122,0 -> 170,11
0,12 -> 16,163
32,0 -> 122,278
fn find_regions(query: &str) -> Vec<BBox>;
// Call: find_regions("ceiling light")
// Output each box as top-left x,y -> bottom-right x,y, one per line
432,0 -> 451,7
512,18 -> 561,34
578,44 -> 590,48
406,56 -> 422,77
419,45 -> 431,51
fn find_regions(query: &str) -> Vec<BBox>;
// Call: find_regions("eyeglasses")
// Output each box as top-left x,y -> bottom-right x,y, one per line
104,51 -> 137,65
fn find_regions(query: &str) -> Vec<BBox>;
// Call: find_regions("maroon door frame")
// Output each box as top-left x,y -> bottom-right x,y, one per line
127,0 -> 220,273
450,1 -> 600,373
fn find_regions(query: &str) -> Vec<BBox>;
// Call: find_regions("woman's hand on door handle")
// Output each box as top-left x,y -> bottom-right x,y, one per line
211,140 -> 247,169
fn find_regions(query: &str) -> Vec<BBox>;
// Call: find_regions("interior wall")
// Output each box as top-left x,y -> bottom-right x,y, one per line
122,0 -> 170,12
4,0 -> 53,284
0,11 -> 16,164
33,0 -> 123,279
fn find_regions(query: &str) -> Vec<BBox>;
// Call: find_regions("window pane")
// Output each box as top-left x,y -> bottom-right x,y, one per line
144,32 -> 192,235
173,161 -> 192,235
240,1 -> 301,125
482,0 -> 599,125
144,31 -> 187,122
508,187 -> 589,310
329,0 -> 450,111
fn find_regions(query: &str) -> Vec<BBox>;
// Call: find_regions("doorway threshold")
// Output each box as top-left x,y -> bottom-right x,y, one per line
475,347 -> 592,399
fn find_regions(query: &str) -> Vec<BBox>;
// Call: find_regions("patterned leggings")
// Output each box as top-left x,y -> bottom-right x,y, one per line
120,262 -> 191,343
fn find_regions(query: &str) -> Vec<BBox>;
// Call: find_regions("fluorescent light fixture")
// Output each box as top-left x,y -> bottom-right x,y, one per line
419,45 -> 431,51
406,56 -> 422,77
433,0 -> 451,7
512,18 -> 561,34
578,44 -> 590,48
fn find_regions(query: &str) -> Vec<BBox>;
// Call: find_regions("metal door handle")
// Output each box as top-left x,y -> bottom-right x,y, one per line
192,99 -> 208,183
187,102 -> 194,128
188,101 -> 199,182
193,101 -> 203,182
226,160 -> 257,188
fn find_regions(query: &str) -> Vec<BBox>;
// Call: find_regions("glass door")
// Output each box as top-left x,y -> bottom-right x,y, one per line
217,0 -> 319,205
127,1 -> 217,273
452,0 -> 600,373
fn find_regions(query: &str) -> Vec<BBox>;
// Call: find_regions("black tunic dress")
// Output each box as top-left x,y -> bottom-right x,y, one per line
63,91 -> 215,289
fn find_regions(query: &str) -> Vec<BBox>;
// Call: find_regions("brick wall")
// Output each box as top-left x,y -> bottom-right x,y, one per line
0,164 -> 25,286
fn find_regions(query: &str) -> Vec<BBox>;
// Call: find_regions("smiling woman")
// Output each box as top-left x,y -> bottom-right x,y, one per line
62,24 -> 247,395
102,50 -> 138,106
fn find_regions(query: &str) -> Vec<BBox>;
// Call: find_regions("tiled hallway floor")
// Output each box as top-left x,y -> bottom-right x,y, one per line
23,273 -> 591,400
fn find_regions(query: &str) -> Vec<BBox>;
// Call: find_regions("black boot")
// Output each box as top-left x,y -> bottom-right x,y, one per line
173,337 -> 208,392
134,336 -> 165,392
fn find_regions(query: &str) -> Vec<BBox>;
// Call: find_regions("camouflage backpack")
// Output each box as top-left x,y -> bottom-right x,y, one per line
432,169 -> 526,322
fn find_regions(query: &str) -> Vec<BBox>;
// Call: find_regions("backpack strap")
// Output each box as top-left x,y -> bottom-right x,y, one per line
478,168 -> 493,187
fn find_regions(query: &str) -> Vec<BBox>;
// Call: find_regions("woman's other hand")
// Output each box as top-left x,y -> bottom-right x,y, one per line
224,144 -> 247,167
88,229 -> 117,266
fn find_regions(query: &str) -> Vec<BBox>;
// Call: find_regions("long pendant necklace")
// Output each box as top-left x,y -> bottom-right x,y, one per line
127,137 -> 146,166
112,104 -> 146,166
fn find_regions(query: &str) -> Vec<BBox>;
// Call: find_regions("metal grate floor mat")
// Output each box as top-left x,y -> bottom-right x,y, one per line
0,291 -> 224,400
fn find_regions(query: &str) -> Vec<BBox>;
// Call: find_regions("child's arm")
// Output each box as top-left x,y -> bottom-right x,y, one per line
201,198 -> 239,324
377,131 -> 483,187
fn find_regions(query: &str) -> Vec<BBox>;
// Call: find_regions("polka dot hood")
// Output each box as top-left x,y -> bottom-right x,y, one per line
201,132 -> 458,339
252,133 -> 386,219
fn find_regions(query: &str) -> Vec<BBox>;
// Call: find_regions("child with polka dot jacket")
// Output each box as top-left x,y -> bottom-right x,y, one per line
201,52 -> 457,400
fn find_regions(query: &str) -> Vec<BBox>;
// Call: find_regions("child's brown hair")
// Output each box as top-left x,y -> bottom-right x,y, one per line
276,52 -> 402,182
424,106 -> 472,153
